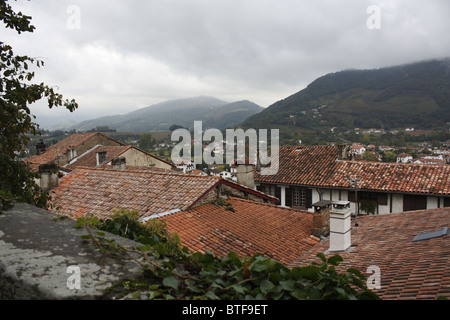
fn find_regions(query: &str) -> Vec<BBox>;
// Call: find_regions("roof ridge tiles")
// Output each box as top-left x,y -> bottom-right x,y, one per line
71,165 -> 222,179
227,196 -> 311,213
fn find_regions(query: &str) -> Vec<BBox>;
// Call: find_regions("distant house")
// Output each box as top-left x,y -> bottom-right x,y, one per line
352,144 -> 366,156
396,153 -> 413,163
413,158 -> 446,165
26,132 -> 174,191
26,132 -> 124,171
175,160 -> 195,173
254,145 -> 450,215
65,145 -> 175,171
50,166 -> 278,221
379,146 -> 394,152
190,169 -> 208,176
210,168 -> 233,179
26,132 -> 125,191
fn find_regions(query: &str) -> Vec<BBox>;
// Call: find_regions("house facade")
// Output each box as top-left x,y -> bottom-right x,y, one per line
27,132 -> 175,190
65,145 -> 175,171
255,145 -> 450,215
27,132 -> 125,170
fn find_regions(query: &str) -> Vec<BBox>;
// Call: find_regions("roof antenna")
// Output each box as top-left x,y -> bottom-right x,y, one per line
348,175 -> 361,237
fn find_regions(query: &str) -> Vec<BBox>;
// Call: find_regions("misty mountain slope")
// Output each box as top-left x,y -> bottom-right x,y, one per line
202,100 -> 264,129
240,59 -> 450,131
72,96 -> 263,131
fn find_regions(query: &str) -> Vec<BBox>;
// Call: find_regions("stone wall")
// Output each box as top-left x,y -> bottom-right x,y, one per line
0,202 -> 143,300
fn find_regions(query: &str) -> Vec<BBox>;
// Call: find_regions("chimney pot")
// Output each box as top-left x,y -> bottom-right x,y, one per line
111,156 -> 126,170
312,200 -> 332,237
36,140 -> 47,155
236,162 -> 255,189
329,201 -> 352,252
38,163 -> 59,191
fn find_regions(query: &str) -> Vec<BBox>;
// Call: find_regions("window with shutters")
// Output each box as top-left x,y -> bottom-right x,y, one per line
97,151 -> 107,166
444,197 -> 450,207
403,194 -> 427,211
292,187 -> 311,208
293,188 -> 299,206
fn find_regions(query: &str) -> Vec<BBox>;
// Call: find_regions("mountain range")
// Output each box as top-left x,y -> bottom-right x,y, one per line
69,96 -> 264,132
55,58 -> 450,136
241,58 -> 450,133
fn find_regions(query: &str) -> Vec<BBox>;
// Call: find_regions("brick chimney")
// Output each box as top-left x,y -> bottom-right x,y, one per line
111,156 -> 126,170
336,144 -> 352,161
329,201 -> 352,252
236,162 -> 255,189
35,140 -> 47,155
312,200 -> 332,237
38,163 -> 59,192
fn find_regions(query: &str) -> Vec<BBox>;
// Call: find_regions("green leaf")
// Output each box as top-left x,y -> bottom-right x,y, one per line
316,252 -> 327,263
292,288 -> 307,299
299,265 -> 320,280
162,275 -> 178,291
187,285 -> 202,293
231,284 -> 245,294
148,290 -> 160,300
260,279 -> 275,294
334,287 -> 348,299
252,260 -> 270,272
327,255 -> 343,266
347,267 -> 365,279
279,279 -> 295,292
205,290 -> 219,300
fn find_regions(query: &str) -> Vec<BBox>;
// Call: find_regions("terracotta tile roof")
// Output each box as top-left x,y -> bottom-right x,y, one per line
256,145 -> 340,187
331,161 -> 450,196
256,145 -> 450,196
159,197 -> 320,265
289,207 -> 450,300
26,132 -> 123,170
65,145 -> 132,170
50,167 -> 221,220
50,167 -> 277,221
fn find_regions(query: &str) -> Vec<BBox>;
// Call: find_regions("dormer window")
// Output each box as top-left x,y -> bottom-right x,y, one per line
96,151 -> 107,166
67,147 -> 77,160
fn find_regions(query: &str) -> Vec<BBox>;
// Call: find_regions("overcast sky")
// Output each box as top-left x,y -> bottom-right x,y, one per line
4,0 -> 450,127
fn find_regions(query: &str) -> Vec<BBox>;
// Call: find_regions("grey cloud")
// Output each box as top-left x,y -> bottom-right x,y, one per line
5,0 -> 450,124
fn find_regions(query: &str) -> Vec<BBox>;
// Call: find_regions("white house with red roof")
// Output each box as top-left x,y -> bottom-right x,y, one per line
254,145 -> 450,215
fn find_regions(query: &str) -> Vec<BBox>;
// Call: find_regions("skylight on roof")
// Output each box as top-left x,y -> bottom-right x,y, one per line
413,227 -> 449,242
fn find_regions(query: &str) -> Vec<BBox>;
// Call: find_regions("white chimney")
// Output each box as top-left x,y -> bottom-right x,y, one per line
329,201 -> 351,252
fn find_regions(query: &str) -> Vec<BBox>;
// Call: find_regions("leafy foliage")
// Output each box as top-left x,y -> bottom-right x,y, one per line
77,209 -> 380,300
0,0 -> 77,208
360,200 -> 377,215
138,133 -> 156,152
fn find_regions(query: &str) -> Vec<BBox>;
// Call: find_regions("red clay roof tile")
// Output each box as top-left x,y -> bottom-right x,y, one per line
256,145 -> 450,196
26,132 -> 123,170
290,207 -> 450,300
159,197 -> 319,265
50,167 -> 277,221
